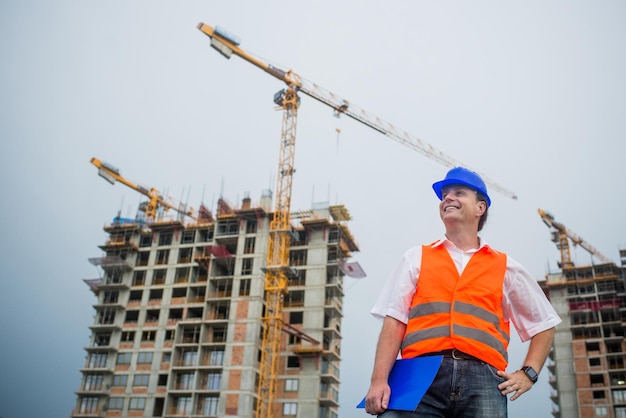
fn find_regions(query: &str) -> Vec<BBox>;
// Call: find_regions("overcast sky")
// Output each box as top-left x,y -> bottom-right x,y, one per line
1,1 -> 625,417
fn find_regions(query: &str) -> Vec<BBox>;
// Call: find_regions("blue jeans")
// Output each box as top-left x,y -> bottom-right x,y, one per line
379,356 -> 507,418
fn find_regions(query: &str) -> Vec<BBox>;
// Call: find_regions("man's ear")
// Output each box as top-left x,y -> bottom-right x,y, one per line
477,200 -> 487,216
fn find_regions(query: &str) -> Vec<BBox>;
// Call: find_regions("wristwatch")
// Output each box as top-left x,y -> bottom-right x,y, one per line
521,366 -> 538,384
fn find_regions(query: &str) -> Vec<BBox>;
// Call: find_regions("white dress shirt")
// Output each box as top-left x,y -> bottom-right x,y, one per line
371,238 -> 562,342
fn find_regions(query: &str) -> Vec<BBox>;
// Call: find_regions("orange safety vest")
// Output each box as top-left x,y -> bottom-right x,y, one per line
401,243 -> 510,370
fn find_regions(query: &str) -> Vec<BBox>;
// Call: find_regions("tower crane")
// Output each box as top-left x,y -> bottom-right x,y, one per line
197,23 -> 518,201
91,157 -> 197,222
538,208 -> 613,269
196,22 -> 517,418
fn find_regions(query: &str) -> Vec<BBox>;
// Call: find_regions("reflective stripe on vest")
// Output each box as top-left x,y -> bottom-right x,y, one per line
401,243 -> 510,370
402,302 -> 509,358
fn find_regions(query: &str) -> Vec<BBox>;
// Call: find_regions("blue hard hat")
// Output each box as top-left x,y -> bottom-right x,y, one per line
432,167 -> 491,207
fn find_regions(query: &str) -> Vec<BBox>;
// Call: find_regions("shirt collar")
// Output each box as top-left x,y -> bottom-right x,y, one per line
431,236 -> 495,254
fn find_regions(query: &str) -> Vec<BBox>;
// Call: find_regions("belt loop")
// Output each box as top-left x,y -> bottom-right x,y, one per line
452,349 -> 462,360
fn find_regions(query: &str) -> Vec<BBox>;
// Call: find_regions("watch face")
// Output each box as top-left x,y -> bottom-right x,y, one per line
523,366 -> 538,383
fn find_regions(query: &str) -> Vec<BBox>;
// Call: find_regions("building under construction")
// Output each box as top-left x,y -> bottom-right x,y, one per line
71,192 -> 362,418
539,210 -> 626,418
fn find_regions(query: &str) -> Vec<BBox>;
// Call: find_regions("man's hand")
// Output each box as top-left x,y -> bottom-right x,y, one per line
498,328 -> 554,400
365,380 -> 391,415
497,369 -> 533,401
365,316 -> 406,414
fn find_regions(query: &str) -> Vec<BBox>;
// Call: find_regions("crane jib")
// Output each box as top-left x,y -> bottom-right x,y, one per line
299,90 -> 387,135
267,64 -> 286,82
345,112 -> 387,135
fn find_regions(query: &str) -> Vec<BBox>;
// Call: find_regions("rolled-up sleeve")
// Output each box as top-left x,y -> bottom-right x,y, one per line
371,246 -> 421,324
503,257 -> 562,342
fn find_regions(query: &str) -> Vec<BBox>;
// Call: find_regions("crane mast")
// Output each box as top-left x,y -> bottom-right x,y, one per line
257,85 -> 299,418
196,23 -> 304,418
91,157 -> 197,222
196,22 -> 517,418
538,208 -> 613,269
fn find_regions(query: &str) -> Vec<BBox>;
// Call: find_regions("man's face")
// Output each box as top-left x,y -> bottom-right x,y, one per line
439,185 -> 486,226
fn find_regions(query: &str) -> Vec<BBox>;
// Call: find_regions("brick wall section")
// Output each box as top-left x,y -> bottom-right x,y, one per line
237,300 -> 249,317
574,357 -> 588,373
225,394 -> 239,416
233,323 -> 247,343
572,340 -> 587,357
228,370 -> 242,390
231,346 -> 244,366
578,389 -> 592,405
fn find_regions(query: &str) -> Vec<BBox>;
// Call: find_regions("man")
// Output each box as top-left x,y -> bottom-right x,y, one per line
364,167 -> 561,417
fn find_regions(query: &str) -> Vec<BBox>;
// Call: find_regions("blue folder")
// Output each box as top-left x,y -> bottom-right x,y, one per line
356,355 -> 443,411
